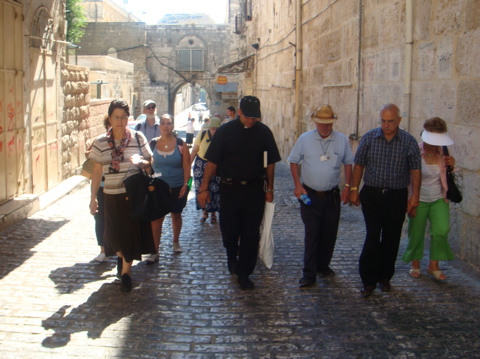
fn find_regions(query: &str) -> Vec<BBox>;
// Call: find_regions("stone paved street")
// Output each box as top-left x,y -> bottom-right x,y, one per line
0,162 -> 479,358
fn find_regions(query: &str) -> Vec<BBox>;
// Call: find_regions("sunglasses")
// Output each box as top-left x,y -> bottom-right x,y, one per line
146,106 -> 156,110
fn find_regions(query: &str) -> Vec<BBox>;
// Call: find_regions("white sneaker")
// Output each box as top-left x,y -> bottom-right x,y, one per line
173,243 -> 183,253
145,253 -> 159,263
93,253 -> 107,262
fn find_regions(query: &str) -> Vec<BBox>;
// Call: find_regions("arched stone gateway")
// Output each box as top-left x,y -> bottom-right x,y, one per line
77,22 -> 241,119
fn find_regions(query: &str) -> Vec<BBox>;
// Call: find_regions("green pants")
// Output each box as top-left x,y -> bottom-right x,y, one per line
402,198 -> 454,262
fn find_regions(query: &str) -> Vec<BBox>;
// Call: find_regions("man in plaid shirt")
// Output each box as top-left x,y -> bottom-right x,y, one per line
350,104 -> 421,298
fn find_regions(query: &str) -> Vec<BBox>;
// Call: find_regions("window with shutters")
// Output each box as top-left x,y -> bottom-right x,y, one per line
178,49 -> 204,72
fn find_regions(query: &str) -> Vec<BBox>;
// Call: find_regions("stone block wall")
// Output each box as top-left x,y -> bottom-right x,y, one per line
244,0 -> 480,271
61,64 -> 91,178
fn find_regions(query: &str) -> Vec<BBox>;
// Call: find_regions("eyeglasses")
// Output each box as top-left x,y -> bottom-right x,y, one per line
146,106 -> 156,110
111,115 -> 128,121
380,118 -> 397,125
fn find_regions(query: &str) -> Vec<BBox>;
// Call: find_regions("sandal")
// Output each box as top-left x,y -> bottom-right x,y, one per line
409,268 -> 421,278
200,211 -> 208,223
210,214 -> 217,224
427,268 -> 446,281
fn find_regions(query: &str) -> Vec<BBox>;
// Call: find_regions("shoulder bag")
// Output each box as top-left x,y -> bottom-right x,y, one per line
124,133 -> 172,221
442,146 -> 462,203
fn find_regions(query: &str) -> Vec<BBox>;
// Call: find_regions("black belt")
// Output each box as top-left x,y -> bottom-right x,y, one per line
303,184 -> 339,198
221,176 -> 265,186
364,185 -> 406,194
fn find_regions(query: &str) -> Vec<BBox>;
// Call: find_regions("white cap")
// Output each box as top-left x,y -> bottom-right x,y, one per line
421,130 -> 454,146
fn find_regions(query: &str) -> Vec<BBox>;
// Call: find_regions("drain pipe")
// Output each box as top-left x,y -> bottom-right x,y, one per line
404,0 -> 413,131
294,0 -> 303,138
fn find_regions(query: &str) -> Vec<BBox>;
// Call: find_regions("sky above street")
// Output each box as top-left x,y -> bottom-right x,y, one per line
112,0 -> 228,24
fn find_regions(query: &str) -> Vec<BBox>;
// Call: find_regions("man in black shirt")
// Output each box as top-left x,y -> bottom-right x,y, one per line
198,96 -> 281,290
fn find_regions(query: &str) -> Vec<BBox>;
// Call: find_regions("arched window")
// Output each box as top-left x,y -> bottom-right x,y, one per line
30,7 -> 54,51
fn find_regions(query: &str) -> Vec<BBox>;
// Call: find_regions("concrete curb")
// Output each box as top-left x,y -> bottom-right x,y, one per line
0,175 -> 89,232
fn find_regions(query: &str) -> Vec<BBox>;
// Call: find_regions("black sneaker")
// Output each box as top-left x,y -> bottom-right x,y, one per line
317,267 -> 335,277
298,277 -> 316,287
121,273 -> 132,292
238,276 -> 254,290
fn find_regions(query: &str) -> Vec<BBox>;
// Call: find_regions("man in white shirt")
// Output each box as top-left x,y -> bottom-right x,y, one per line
135,100 -> 160,142
288,104 -> 354,287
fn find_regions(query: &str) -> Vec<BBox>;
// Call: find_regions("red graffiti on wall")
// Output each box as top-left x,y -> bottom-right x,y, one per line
0,141 -> 3,153
7,136 -> 15,154
9,86 -> 14,94
0,126 -> 3,134
7,103 -> 15,131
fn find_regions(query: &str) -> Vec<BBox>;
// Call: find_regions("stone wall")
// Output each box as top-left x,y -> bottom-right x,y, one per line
243,0 -> 480,271
61,65 -> 91,178
76,22 -> 234,119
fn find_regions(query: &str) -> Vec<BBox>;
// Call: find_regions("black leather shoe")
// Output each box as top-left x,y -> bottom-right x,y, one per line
121,273 -> 132,292
360,285 -> 376,298
238,276 -> 254,290
298,277 -> 316,287
378,280 -> 391,292
318,267 -> 336,277
116,257 -> 123,279
227,259 -> 238,274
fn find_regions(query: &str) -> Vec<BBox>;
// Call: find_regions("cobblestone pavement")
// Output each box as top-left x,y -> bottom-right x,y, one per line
1,162 -> 480,358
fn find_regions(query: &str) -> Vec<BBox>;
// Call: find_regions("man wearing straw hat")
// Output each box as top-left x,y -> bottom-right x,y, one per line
288,104 -> 354,287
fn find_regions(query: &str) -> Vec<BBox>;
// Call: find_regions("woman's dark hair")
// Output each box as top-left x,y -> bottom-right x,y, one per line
103,114 -> 111,131
108,99 -> 130,117
424,117 -> 447,133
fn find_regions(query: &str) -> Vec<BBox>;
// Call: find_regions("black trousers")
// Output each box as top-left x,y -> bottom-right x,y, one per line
359,186 -> 408,287
94,187 -> 105,247
300,188 -> 340,280
219,181 -> 265,278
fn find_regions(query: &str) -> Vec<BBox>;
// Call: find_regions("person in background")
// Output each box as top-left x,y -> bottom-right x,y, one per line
350,104 -> 421,298
146,114 -> 191,263
222,106 -> 237,124
181,118 -> 195,148
134,100 -> 160,142
198,96 -> 281,290
89,99 -> 155,292
201,117 -> 210,130
288,104 -> 354,287
402,117 -> 456,280
92,115 -> 111,262
190,117 -> 222,224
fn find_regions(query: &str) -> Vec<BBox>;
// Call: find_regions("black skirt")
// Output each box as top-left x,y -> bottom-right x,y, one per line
103,193 -> 156,262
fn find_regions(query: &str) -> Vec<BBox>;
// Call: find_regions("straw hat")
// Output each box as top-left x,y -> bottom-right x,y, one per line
311,105 -> 337,124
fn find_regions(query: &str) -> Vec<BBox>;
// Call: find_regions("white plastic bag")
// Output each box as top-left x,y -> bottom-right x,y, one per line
259,201 -> 275,269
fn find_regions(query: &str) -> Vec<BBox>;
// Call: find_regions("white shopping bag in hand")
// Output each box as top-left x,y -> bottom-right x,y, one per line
259,201 -> 275,269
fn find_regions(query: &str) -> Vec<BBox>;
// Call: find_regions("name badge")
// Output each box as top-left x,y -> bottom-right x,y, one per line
320,154 -> 330,162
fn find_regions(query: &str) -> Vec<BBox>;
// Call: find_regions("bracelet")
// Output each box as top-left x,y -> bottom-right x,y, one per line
345,184 -> 351,187
198,189 -> 208,194
350,187 -> 358,191
184,183 -> 188,186
266,189 -> 274,192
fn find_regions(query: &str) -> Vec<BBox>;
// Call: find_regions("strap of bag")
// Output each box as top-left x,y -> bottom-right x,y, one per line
442,146 -> 453,172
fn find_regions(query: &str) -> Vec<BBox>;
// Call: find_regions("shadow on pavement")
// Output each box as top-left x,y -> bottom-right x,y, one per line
0,218 -> 69,280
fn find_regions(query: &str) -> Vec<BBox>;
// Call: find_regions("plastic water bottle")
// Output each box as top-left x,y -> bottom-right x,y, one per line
300,194 -> 312,205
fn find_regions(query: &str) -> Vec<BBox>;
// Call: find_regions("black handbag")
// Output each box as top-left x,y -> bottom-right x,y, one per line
443,146 -> 462,203
124,170 -> 172,221
123,133 -> 172,221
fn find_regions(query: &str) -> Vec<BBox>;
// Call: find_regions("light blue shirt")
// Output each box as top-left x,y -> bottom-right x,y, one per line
288,130 -> 354,191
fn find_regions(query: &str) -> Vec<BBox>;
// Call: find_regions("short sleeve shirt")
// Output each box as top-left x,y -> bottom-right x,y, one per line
205,119 -> 281,180
288,130 -> 354,191
193,130 -> 212,160
88,130 -> 152,194
354,127 -> 421,189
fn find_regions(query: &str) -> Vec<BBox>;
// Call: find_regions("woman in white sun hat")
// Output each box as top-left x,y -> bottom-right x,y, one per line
402,117 -> 456,281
